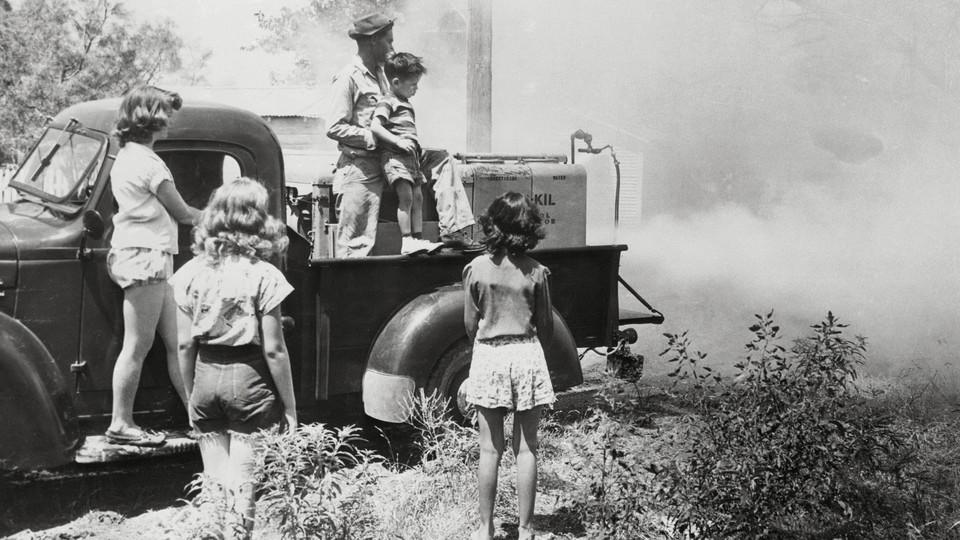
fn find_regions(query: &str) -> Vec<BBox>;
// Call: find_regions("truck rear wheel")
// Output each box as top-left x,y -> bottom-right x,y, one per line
426,338 -> 473,424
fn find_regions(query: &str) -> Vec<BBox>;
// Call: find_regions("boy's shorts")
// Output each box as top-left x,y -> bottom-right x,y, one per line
381,150 -> 424,187
107,247 -> 173,289
191,343 -> 285,437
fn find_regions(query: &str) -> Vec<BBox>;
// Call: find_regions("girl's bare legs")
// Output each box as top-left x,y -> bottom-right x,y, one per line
108,282 -> 166,434
475,406 -> 506,540
199,434 -> 257,540
198,434 -> 230,528
156,283 -> 189,410
396,180 -> 414,235
513,406 -> 543,540
228,435 -> 259,540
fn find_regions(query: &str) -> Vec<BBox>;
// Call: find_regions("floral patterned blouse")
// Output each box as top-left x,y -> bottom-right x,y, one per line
170,255 -> 293,346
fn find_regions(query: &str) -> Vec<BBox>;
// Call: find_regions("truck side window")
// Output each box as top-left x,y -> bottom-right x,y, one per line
160,151 -> 243,209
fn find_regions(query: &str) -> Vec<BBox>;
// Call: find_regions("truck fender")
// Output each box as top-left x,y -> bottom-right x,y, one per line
0,312 -> 80,470
362,285 -> 583,422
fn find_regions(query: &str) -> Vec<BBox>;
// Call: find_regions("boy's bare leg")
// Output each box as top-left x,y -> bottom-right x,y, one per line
411,184 -> 424,236
396,180 -> 413,235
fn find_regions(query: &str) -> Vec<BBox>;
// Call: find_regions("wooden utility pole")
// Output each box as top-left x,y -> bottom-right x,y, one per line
466,0 -> 492,152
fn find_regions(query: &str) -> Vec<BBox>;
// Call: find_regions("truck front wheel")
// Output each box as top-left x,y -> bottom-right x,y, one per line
426,338 -> 473,424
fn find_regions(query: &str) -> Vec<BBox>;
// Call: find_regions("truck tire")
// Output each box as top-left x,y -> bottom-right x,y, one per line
426,337 -> 473,424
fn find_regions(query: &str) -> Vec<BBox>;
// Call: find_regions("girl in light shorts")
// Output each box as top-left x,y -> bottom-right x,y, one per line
462,192 -> 556,540
105,85 -> 199,447
171,178 -> 297,539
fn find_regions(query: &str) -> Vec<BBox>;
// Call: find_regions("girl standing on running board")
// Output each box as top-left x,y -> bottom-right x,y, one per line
105,85 -> 199,447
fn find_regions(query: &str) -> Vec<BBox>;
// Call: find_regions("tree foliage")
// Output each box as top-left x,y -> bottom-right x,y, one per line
252,0 -> 405,85
0,0 -> 184,163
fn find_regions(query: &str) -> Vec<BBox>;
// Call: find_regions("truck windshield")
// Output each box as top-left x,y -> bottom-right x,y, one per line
7,123 -> 106,206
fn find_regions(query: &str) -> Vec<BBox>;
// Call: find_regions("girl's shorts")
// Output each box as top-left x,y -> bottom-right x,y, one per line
190,343 -> 284,438
381,150 -> 424,187
107,247 -> 173,289
465,336 -> 556,411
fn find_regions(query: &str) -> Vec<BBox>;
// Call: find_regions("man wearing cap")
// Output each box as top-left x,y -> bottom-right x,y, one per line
327,12 -> 482,257
326,12 -> 395,258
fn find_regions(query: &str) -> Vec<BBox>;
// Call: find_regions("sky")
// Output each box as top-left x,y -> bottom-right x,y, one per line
115,1 -> 960,380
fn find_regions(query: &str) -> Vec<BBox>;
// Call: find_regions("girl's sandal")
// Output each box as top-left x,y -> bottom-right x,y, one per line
105,428 -> 165,447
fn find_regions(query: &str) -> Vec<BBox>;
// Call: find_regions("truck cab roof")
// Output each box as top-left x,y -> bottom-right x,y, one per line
53,98 -> 287,221
53,98 -> 284,156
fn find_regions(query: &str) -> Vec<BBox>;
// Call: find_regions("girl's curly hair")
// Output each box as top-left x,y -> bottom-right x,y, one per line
192,177 -> 288,262
112,84 -> 182,147
478,191 -> 545,255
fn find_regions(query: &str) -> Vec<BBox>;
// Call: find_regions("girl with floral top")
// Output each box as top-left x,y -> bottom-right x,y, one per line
171,178 -> 296,539
462,192 -> 555,540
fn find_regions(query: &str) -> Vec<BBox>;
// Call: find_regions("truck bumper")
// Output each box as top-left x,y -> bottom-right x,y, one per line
362,369 -> 416,422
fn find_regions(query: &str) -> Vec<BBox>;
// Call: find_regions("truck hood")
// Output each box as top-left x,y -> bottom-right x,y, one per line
0,200 -> 82,288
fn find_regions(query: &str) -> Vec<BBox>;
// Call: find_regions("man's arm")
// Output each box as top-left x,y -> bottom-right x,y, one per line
326,73 -> 376,150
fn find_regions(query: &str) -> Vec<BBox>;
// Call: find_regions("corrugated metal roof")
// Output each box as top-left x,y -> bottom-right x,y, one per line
168,86 -> 326,119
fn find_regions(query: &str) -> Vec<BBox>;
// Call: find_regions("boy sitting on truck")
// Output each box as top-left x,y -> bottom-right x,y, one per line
370,52 -> 444,256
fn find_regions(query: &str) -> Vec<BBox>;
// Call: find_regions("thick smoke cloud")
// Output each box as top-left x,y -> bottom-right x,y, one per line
475,1 -> 960,374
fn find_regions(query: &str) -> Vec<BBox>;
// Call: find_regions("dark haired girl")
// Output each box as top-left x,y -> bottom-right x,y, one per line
462,191 -> 554,540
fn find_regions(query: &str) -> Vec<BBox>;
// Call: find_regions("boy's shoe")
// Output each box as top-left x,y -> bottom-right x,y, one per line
440,228 -> 484,252
401,236 -> 428,256
415,238 -> 444,255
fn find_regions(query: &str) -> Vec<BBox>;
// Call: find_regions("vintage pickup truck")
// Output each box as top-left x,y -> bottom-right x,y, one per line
0,98 -> 662,471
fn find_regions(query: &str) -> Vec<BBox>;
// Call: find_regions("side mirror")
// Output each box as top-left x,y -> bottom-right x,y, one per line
82,210 -> 104,240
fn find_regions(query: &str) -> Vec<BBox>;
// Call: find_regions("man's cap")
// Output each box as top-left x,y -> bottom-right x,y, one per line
348,12 -> 394,39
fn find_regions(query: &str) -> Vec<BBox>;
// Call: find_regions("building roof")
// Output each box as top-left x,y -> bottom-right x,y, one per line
168,86 -> 326,119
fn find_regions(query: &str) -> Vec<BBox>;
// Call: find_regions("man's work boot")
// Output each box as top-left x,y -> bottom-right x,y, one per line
440,228 -> 484,252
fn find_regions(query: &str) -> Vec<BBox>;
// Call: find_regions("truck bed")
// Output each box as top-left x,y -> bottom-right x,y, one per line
283,240 -> 626,405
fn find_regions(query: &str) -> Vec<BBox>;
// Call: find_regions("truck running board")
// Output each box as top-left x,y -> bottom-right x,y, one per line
618,275 -> 665,325
75,432 -> 198,464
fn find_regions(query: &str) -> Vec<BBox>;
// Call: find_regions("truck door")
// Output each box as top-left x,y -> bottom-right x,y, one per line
75,146 -> 255,426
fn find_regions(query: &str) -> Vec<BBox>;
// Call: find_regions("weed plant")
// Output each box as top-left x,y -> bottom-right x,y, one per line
372,389 -> 480,538
254,423 -> 382,540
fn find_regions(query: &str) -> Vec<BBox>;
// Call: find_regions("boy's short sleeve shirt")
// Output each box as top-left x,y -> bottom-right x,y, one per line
171,255 -> 294,346
109,142 -> 179,254
374,94 -> 418,144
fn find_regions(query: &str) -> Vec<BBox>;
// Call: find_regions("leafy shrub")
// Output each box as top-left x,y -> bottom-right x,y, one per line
254,423 -> 383,540
661,311 -> 904,538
